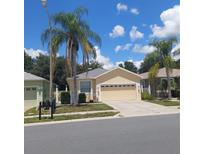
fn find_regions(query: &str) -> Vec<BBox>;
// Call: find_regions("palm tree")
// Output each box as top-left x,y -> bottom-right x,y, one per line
148,63 -> 159,97
151,38 -> 176,99
41,7 -> 101,105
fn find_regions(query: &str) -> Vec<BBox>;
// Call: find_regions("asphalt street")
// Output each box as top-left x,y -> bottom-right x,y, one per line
25,114 -> 179,154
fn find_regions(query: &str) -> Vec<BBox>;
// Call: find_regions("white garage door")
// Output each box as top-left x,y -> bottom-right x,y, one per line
101,84 -> 137,101
24,87 -> 37,110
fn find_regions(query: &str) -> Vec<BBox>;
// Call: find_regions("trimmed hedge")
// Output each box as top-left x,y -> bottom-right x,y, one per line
78,93 -> 86,103
141,91 -> 154,100
61,92 -> 70,104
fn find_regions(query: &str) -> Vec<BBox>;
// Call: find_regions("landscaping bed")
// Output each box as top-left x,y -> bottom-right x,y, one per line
24,103 -> 114,116
147,99 -> 180,106
24,111 -> 119,124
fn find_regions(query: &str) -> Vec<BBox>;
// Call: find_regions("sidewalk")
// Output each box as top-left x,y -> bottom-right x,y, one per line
24,110 -> 118,119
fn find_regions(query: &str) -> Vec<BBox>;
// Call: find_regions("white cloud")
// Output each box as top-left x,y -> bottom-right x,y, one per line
132,44 -> 156,54
116,59 -> 143,69
129,26 -> 144,41
24,48 -> 60,58
24,48 -> 48,58
109,25 -> 125,38
115,61 -> 124,66
133,60 -> 143,68
127,59 -> 143,68
95,46 -> 114,70
116,3 -> 128,12
114,43 -> 132,53
150,5 -> 180,38
171,43 -> 180,60
130,8 -> 139,15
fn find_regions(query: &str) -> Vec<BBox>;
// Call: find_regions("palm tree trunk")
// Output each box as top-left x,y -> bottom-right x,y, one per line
72,50 -> 78,106
165,67 -> 172,99
153,80 -> 156,97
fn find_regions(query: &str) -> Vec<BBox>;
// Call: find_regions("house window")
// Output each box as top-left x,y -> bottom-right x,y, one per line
26,88 -> 31,91
32,87 -> 36,91
80,81 -> 91,93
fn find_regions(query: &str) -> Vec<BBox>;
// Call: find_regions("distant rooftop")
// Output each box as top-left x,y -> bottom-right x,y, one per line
24,72 -> 47,81
140,67 -> 180,79
77,68 -> 108,79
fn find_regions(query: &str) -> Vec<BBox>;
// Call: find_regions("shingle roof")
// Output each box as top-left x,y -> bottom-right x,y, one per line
24,72 -> 47,81
77,68 -> 108,79
140,67 -> 180,79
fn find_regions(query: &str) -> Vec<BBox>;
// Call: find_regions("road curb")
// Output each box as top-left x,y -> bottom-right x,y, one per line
24,112 -> 179,127
24,110 -> 118,118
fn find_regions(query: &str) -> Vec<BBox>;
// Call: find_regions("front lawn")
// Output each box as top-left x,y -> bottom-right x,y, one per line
24,103 -> 114,116
147,99 -> 180,106
24,111 -> 118,124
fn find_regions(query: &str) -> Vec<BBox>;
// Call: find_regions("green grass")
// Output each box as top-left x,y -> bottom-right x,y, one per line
24,112 -> 119,124
147,99 -> 180,106
24,103 -> 114,116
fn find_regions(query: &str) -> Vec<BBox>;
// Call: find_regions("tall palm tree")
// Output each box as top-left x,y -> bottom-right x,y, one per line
41,7 -> 101,105
151,38 -> 176,99
148,63 -> 159,97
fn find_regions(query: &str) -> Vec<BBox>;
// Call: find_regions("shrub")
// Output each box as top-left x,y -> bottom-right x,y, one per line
78,93 -> 86,103
61,92 -> 70,104
171,90 -> 180,98
141,91 -> 154,100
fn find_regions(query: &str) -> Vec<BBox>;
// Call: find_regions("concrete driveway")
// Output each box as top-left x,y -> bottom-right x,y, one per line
104,100 -> 179,117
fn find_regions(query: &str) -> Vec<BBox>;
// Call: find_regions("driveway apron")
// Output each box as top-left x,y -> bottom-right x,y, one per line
104,100 -> 179,117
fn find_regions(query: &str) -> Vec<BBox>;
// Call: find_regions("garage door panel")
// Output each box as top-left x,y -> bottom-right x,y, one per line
24,87 -> 37,100
101,85 -> 137,101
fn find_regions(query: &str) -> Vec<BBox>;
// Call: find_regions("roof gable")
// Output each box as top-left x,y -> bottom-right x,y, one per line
140,67 -> 180,79
24,72 -> 47,81
95,67 -> 142,79
76,68 -> 108,79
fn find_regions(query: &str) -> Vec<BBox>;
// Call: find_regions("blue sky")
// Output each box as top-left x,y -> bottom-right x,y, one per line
24,0 -> 180,69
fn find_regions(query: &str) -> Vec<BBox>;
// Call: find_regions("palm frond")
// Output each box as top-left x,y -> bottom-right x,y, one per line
73,6 -> 88,19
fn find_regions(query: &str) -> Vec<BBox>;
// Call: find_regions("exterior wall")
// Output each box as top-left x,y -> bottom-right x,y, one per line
67,78 -> 96,102
101,76 -> 136,84
96,68 -> 141,85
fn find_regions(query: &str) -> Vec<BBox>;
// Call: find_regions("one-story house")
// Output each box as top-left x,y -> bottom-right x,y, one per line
140,67 -> 180,97
24,72 -> 51,110
67,67 -> 142,102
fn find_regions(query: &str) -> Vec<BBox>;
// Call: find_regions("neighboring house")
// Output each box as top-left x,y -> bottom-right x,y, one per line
140,67 -> 180,97
24,72 -> 54,111
67,67 -> 142,102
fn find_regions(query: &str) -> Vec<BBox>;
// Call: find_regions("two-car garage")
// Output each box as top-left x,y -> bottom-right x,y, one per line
95,67 -> 142,102
100,84 -> 138,101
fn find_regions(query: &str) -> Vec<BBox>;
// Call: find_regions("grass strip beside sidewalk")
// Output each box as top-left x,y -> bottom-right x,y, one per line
24,111 -> 119,124
147,100 -> 180,106
24,103 -> 113,116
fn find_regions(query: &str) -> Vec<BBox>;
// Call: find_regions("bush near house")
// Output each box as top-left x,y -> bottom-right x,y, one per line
61,92 -> 70,104
141,91 -> 154,100
78,93 -> 86,103
171,90 -> 180,98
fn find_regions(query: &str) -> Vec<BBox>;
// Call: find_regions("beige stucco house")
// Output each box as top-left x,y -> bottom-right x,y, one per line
24,72 -> 50,111
67,67 -> 142,102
